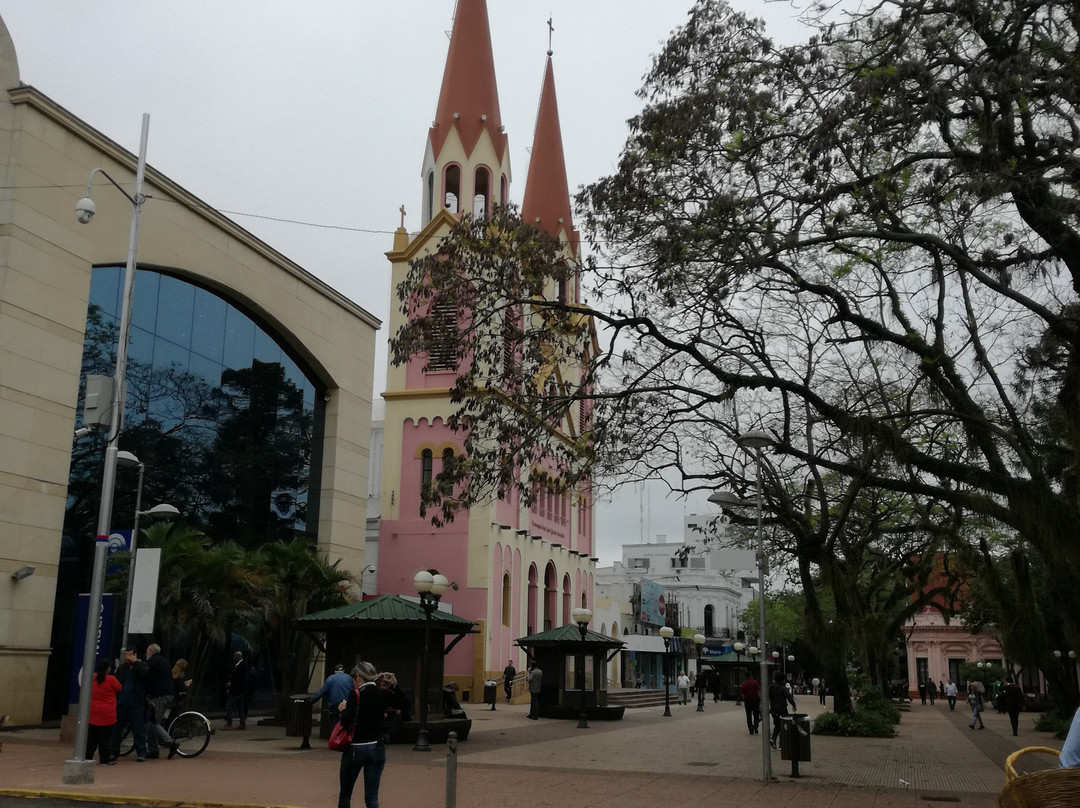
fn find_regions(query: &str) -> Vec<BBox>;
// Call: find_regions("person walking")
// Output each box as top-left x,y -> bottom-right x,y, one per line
224,650 -> 250,729
968,685 -> 985,729
312,663 -> 355,725
502,659 -> 516,703
918,679 -> 927,705
740,672 -> 761,734
694,668 -> 709,709
337,662 -> 395,808
112,647 -> 149,762
944,679 -> 958,710
818,678 -> 827,707
927,678 -> 937,706
87,658 -> 121,764
710,668 -> 722,703
769,672 -> 797,750
677,671 -> 690,705
144,643 -> 180,759
526,662 -> 543,720
171,659 -> 192,717
1001,676 -> 1026,736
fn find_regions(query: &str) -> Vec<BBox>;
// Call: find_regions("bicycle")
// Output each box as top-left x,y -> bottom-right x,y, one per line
117,707 -> 214,759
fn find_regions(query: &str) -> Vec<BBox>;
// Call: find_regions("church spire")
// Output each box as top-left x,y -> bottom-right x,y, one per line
521,53 -> 577,253
429,0 -> 507,163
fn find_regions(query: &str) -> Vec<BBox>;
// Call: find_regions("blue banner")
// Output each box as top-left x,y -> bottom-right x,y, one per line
69,593 -> 116,703
638,579 -> 666,626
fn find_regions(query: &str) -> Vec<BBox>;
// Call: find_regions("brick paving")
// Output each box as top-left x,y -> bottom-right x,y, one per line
0,698 -> 1063,807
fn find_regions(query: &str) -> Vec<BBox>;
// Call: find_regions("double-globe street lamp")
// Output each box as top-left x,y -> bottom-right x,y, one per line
572,607 -> 593,729
413,569 -> 450,752
733,641 -> 746,705
65,114 -> 150,785
660,625 -> 674,717
709,428 -> 776,782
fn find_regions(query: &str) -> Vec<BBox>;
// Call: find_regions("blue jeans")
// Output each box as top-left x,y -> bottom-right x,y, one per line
338,742 -> 386,808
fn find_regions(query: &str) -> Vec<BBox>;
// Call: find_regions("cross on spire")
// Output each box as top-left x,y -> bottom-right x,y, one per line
547,16 -> 554,56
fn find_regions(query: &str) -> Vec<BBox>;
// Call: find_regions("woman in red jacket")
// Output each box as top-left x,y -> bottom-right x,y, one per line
88,658 -> 122,764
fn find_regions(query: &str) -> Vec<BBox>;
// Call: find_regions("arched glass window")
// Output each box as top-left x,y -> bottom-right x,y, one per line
500,174 -> 508,206
704,604 -> 715,637
73,267 -> 321,548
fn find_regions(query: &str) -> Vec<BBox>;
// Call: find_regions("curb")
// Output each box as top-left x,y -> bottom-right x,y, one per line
0,789 -> 304,808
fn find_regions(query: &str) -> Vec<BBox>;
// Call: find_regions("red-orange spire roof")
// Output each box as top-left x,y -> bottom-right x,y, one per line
429,0 -> 507,163
521,55 -> 577,252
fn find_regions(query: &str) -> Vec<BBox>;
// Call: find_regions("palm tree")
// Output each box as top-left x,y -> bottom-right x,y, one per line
255,538 -> 355,713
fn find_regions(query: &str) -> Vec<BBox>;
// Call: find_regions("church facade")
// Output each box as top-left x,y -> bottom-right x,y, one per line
375,0 -> 597,698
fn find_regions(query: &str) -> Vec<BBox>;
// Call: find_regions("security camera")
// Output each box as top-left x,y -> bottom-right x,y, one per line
75,197 -> 96,224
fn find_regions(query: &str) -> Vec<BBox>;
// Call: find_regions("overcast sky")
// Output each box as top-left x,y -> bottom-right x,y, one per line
0,0 -> 815,564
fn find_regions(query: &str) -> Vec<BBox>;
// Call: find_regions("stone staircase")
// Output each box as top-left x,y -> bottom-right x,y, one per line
605,688 -> 669,709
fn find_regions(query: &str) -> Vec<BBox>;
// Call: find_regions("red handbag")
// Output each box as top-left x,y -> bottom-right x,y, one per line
328,687 -> 359,750
328,719 -> 354,750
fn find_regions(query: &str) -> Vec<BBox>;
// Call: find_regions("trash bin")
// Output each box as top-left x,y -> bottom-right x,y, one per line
483,680 -> 498,711
780,713 -> 811,762
286,694 -> 313,749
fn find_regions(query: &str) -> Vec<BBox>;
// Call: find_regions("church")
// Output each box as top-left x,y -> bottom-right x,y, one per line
374,0 -> 598,699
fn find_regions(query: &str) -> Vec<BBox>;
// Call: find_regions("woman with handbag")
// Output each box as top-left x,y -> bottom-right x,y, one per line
336,662 -> 394,808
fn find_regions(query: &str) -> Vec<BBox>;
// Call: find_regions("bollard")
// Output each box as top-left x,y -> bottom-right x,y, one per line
445,731 -> 458,808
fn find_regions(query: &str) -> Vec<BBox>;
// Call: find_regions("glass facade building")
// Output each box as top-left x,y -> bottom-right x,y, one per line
73,265 -> 324,544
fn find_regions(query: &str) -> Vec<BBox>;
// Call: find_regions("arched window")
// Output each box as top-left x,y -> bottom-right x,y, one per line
502,573 -> 511,627
527,564 -> 539,636
443,164 -> 460,213
439,447 -> 455,495
77,267 -> 320,547
425,170 -> 435,223
500,174 -> 508,206
704,604 -> 715,637
561,573 -> 572,626
420,448 -> 433,495
473,166 -> 491,218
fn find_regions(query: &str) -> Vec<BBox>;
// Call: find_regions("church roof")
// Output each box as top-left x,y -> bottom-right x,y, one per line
521,55 -> 578,254
429,0 -> 507,163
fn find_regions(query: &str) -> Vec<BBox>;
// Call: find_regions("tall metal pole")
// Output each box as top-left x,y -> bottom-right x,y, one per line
67,114 -> 149,779
755,444 -> 772,782
414,602 -> 433,751
120,461 -> 144,653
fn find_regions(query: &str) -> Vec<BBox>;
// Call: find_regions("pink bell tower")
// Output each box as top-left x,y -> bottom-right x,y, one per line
379,0 -> 596,701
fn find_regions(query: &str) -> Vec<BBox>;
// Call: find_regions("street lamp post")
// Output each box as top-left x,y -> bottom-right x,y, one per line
660,626 -> 674,717
733,641 -> 745,705
116,451 -> 178,653
572,608 -> 592,729
65,114 -> 150,785
412,569 -> 449,752
708,427 -> 776,782
694,634 -> 706,712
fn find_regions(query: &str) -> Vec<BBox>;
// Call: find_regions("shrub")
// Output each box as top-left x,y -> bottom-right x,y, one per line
813,708 -> 898,737
1034,710 -> 1073,739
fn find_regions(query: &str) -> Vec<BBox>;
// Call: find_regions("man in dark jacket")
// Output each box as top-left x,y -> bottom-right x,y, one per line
111,647 -> 149,761
224,651 -> 250,729
145,643 -> 179,758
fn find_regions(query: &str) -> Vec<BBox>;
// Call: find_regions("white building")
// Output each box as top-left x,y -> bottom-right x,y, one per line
593,516 -> 755,688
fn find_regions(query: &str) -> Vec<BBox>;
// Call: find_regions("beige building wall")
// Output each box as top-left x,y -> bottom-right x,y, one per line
0,20 -> 378,726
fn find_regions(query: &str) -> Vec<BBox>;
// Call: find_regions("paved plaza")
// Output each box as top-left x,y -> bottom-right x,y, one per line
0,697 -> 1065,808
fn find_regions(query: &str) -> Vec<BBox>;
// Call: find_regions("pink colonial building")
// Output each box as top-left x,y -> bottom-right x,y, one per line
374,0 -> 597,701
904,603 -> 1004,696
